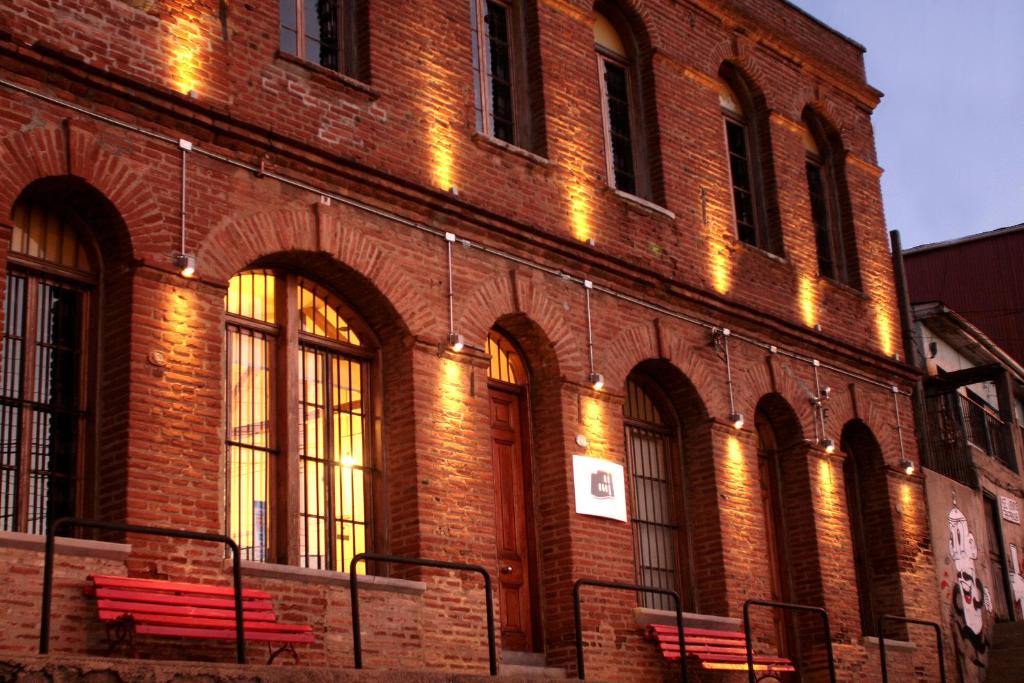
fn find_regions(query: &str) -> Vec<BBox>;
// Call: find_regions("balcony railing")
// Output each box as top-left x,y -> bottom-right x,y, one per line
924,392 -> 1018,485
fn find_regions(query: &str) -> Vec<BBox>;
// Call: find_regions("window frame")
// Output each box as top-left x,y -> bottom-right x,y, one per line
471,0 -> 533,148
224,270 -> 381,571
596,44 -> 647,199
804,116 -> 850,284
1,248 -> 97,535
719,75 -> 771,252
279,0 -> 361,77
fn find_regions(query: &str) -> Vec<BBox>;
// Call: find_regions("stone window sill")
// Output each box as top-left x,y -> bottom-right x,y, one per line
472,132 -> 551,167
611,188 -> 676,221
274,51 -> 380,100
633,606 -> 742,631
736,238 -> 789,266
862,635 -> 915,651
0,530 -> 131,561
237,560 -> 426,596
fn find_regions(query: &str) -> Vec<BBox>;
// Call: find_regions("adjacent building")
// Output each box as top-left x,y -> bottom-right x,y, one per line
0,1 -> 940,680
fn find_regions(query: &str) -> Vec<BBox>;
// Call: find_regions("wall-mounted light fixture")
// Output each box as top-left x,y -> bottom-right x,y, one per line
811,360 -> 835,453
175,138 -> 197,278
583,280 -> 603,390
892,385 -> 912,475
444,232 -> 464,353
712,328 -> 743,430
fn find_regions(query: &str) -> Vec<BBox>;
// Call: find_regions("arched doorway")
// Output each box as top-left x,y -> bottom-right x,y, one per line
486,328 -> 540,652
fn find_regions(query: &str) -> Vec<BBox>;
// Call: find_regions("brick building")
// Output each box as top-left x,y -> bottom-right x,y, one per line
0,1 -> 941,680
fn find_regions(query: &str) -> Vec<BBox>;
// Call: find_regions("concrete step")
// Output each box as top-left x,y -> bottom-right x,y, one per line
502,651 -> 547,667
498,663 -> 567,679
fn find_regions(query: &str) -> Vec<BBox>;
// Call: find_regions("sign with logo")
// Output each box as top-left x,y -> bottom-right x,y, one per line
1001,496 -> 1021,525
573,454 -> 627,522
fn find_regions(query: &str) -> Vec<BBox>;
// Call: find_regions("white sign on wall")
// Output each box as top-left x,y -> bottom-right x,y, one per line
1001,496 -> 1021,525
573,454 -> 627,522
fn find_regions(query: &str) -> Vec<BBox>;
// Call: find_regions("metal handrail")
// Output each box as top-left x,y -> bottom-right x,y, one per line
877,614 -> 945,683
40,517 -> 246,663
742,599 -> 835,683
349,552 -> 496,676
573,578 -> 687,682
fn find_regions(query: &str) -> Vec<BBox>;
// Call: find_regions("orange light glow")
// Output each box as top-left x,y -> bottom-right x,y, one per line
724,435 -> 745,489
167,13 -> 205,96
798,274 -> 818,328
581,395 -> 606,456
417,57 -> 459,191
560,122 -> 594,243
818,457 -> 837,511
708,242 -> 732,295
866,274 -> 896,356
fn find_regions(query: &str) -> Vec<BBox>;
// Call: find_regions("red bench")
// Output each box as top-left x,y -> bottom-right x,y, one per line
646,623 -> 795,681
85,574 -> 315,663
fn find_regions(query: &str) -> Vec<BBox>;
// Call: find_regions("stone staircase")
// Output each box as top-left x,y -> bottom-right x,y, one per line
987,620 -> 1024,683
499,651 -> 567,678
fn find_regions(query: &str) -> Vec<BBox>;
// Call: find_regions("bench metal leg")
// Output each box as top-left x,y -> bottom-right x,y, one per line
267,642 -> 299,665
104,616 -> 136,658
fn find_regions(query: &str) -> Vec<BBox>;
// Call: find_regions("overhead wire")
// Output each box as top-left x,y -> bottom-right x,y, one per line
0,76 -> 912,398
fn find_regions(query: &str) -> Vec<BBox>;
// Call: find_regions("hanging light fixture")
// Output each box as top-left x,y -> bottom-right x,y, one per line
444,232 -> 464,352
173,138 -> 197,278
892,385 -> 913,475
712,328 -> 743,430
811,360 -> 835,453
583,280 -> 603,390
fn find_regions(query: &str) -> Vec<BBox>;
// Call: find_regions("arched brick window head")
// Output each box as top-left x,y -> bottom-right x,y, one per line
225,269 -> 377,571
1,193 -> 97,534
594,8 -> 649,199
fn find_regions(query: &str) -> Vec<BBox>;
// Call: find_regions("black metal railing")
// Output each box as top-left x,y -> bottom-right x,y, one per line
742,599 -> 835,683
924,393 -> 978,486
40,517 -> 246,663
877,615 -> 945,683
349,553 -> 496,676
959,393 -> 1015,469
573,578 -> 686,682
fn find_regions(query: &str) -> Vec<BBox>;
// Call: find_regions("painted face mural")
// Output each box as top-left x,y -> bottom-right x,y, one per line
946,504 -> 990,671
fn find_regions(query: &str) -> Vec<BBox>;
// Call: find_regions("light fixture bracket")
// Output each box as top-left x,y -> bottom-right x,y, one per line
173,252 -> 196,278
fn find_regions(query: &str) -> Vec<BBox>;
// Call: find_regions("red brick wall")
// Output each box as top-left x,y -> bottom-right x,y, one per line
0,0 -> 940,680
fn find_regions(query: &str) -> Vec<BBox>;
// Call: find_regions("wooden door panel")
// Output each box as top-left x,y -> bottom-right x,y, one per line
489,386 -> 534,651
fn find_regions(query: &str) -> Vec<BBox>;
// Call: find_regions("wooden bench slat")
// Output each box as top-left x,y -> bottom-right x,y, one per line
95,588 -> 273,612
90,575 -> 272,600
97,599 -> 277,622
646,622 -> 796,673
135,623 -> 315,644
101,611 -> 312,633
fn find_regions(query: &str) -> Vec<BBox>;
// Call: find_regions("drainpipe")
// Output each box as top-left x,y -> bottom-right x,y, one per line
890,230 -> 932,469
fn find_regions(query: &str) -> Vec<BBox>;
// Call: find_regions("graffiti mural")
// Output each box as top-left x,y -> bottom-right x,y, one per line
1011,545 -> 1024,619
940,500 -> 992,678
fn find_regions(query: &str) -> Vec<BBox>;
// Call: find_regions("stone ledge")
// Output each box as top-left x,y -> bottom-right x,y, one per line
862,635 -> 916,651
238,560 -> 427,595
0,530 -> 131,561
633,606 -> 742,631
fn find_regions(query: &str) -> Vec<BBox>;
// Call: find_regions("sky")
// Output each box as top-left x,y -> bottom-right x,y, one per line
791,0 -> 1024,248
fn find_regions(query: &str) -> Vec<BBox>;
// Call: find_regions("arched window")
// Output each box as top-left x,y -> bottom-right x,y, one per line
719,67 -> 773,252
279,0 -> 366,78
803,110 -> 858,286
225,270 -> 376,571
470,0 -> 545,152
624,374 -> 687,611
1,195 -> 96,534
594,7 -> 650,199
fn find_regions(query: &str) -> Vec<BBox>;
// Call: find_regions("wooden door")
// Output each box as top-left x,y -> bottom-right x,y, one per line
490,386 -> 536,651
756,416 -> 793,660
984,493 -> 1012,621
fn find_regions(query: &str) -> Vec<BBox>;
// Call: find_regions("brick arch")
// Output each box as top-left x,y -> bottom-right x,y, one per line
736,354 -> 817,441
458,267 -> 583,381
0,124 -> 157,260
198,203 -> 430,337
